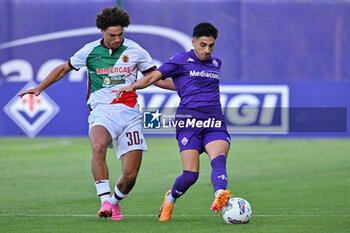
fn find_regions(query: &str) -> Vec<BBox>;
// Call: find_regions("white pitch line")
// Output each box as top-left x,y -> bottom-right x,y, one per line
1,213 -> 349,217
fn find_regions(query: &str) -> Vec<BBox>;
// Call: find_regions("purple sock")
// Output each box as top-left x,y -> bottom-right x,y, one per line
211,155 -> 228,194
171,170 -> 199,198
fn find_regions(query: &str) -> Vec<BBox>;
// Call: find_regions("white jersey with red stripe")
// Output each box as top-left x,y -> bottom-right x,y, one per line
69,38 -> 155,110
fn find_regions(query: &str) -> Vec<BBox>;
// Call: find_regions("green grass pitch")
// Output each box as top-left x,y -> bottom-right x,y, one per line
0,137 -> 349,233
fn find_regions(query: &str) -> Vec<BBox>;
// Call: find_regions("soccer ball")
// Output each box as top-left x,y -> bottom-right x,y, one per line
222,197 -> 252,224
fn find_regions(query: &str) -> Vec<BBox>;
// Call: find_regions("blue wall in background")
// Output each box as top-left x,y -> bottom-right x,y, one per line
0,0 -> 349,137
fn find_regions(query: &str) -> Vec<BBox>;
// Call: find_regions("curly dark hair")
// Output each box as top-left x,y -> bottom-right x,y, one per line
96,6 -> 130,30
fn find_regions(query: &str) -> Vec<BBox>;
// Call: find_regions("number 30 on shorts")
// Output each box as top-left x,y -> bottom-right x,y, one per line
126,131 -> 141,146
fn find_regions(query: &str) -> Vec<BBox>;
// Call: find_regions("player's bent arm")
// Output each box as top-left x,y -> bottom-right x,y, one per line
18,62 -> 72,98
154,78 -> 176,91
115,70 -> 163,100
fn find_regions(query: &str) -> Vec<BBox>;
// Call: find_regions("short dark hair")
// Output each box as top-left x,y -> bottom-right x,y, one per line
96,6 -> 130,30
193,22 -> 218,39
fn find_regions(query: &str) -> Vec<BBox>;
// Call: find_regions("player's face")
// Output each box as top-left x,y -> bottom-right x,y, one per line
101,26 -> 124,49
192,36 -> 216,61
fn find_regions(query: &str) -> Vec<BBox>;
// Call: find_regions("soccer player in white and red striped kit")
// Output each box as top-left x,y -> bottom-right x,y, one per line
18,6 -> 175,220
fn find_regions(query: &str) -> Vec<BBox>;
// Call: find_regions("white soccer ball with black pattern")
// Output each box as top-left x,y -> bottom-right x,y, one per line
222,197 -> 252,224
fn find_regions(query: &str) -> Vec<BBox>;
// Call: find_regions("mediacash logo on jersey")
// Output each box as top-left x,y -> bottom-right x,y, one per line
189,70 -> 219,80
143,109 -> 162,129
3,81 -> 60,137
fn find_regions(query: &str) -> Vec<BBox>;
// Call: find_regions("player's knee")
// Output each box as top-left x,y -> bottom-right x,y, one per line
91,142 -> 107,155
183,170 -> 199,185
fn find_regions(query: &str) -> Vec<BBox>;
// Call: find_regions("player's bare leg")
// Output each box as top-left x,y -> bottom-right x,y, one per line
205,140 -> 232,212
109,149 -> 143,220
117,149 -> 143,193
89,125 -> 113,218
90,125 -> 112,180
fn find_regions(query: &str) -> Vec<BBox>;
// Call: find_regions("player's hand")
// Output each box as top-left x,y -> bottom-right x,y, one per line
18,88 -> 41,98
115,86 -> 134,100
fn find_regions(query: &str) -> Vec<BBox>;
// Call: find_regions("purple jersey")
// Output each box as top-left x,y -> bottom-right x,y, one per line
157,49 -> 224,121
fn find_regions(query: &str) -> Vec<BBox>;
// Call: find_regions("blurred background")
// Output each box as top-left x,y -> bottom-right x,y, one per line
0,0 -> 349,138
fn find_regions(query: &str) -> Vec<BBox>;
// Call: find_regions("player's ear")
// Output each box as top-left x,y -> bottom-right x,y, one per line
192,38 -> 196,47
101,29 -> 105,36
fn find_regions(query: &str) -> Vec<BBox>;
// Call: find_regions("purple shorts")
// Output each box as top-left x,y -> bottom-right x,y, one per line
176,127 -> 231,153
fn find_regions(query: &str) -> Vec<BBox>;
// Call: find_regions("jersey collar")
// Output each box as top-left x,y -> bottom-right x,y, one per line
100,38 -> 125,55
189,49 -> 213,62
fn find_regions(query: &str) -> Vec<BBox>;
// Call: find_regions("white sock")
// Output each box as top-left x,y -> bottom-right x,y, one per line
167,192 -> 176,204
109,185 -> 129,205
100,194 -> 110,204
95,180 -> 111,204
215,189 -> 224,198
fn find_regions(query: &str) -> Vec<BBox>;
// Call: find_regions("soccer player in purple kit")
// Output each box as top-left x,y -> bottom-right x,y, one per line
116,22 -> 231,221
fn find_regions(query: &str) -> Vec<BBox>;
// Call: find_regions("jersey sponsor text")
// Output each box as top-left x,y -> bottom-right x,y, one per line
96,67 -> 131,74
189,70 -> 219,79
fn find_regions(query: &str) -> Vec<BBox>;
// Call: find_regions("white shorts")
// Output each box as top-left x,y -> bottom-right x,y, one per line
88,104 -> 147,159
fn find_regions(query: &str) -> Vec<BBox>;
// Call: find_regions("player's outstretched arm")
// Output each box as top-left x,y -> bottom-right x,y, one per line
116,70 -> 163,100
154,78 -> 176,91
18,62 -> 72,98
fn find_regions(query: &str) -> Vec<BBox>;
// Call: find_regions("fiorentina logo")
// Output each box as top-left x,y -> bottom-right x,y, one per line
212,59 -> 218,67
181,137 -> 188,146
3,81 -> 60,137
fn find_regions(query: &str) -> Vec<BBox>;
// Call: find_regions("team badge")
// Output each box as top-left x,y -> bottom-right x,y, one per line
181,137 -> 188,146
122,55 -> 129,63
96,56 -> 101,62
213,59 -> 218,67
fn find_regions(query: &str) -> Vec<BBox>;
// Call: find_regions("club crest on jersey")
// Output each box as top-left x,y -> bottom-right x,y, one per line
96,56 -> 101,62
212,59 -> 218,67
122,55 -> 129,63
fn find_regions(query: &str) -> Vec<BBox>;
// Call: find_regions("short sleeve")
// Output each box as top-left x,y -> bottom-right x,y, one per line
157,52 -> 184,79
136,48 -> 156,73
69,46 -> 88,70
